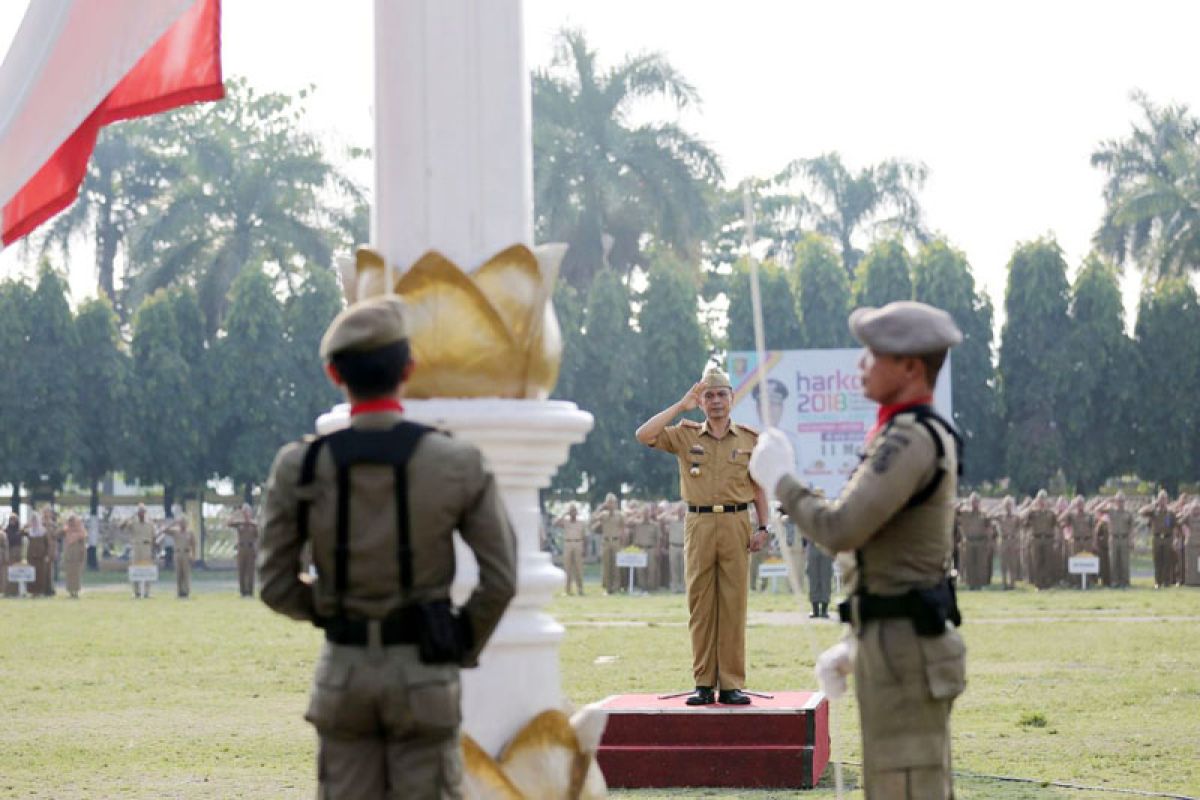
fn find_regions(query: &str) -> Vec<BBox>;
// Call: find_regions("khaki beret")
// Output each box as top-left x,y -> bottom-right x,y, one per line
319,295 -> 409,360
701,366 -> 732,389
848,301 -> 962,355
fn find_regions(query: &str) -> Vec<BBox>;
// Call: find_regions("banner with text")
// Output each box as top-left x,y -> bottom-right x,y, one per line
727,349 -> 952,497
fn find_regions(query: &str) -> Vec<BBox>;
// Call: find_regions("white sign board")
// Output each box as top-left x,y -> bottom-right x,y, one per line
7,564 -> 35,583
616,550 -> 648,569
728,349 -> 953,497
128,565 -> 159,583
1068,556 -> 1100,575
757,562 -> 790,578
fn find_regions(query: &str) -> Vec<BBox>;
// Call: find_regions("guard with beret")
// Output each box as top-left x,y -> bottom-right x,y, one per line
636,365 -> 769,706
750,300 -> 967,799
258,294 -> 517,799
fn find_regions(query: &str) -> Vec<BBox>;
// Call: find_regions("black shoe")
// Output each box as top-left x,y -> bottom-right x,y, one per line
809,602 -> 820,618
718,689 -> 752,705
685,686 -> 715,706
820,603 -> 830,618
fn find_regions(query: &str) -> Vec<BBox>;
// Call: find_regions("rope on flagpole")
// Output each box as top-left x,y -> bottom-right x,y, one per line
743,185 -> 845,798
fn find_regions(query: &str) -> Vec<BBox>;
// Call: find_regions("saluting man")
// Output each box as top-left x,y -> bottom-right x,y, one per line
636,366 -> 769,706
590,493 -> 625,594
554,503 -> 587,596
258,295 -> 516,798
750,301 -> 967,799
229,504 -> 259,598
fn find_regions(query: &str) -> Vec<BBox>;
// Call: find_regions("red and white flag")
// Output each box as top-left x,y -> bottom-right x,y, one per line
0,0 -> 224,246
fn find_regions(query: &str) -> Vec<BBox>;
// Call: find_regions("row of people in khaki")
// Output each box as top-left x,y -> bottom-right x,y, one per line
0,504 -> 259,599
955,490 -> 1200,590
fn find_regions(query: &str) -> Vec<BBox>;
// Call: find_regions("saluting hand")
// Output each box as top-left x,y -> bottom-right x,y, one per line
678,382 -> 704,412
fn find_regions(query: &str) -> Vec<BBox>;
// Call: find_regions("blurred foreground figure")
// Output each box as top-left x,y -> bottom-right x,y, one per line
258,296 -> 516,799
752,301 -> 966,799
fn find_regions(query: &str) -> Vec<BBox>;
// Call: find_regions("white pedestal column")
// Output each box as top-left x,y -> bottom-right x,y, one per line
317,398 -> 593,754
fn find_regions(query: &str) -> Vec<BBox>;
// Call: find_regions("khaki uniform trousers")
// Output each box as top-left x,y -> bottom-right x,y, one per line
669,544 -> 685,593
1000,539 -> 1020,588
963,538 -> 988,589
601,537 -> 621,593
26,537 -> 51,596
1152,535 -> 1175,587
684,511 -> 749,690
237,545 -> 256,596
855,619 -> 966,799
1185,541 -> 1200,586
1031,536 -> 1056,589
1110,537 -> 1131,588
176,555 -> 192,597
307,640 -> 463,800
562,540 -> 584,595
0,543 -> 7,596
64,541 -> 86,597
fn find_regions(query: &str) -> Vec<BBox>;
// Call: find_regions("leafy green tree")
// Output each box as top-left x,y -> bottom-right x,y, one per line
560,269 -> 640,501
281,264 -> 344,441
73,297 -> 130,514
634,254 -> 708,498
725,259 -> 803,351
128,289 -> 204,516
1059,255 -> 1137,492
776,152 -> 928,280
854,239 -> 913,307
22,265 -> 80,496
708,179 -> 814,269
533,29 -> 722,289
913,239 -> 1001,482
0,280 -> 35,511
1092,91 -> 1200,278
1132,278 -> 1200,492
549,281 -> 588,496
124,78 -> 367,333
211,266 -> 288,501
792,234 -> 853,348
998,238 -> 1071,494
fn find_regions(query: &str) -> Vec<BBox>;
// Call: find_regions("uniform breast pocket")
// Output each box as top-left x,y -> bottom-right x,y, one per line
684,448 -> 710,475
729,448 -> 752,466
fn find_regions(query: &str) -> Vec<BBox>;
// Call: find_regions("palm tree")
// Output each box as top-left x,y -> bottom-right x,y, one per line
774,152 -> 928,281
123,79 -> 367,333
533,29 -> 723,289
1092,91 -> 1200,278
39,118 -> 179,309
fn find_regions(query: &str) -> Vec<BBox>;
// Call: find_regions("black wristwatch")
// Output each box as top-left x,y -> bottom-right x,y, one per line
756,525 -> 768,532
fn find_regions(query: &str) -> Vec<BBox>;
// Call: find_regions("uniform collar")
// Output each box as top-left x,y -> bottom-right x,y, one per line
866,395 -> 933,443
700,417 -> 738,439
349,408 -> 405,430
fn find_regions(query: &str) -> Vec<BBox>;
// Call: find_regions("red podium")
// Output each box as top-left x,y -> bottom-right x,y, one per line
595,691 -> 830,790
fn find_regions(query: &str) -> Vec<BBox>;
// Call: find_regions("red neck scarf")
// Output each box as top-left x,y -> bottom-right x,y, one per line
866,395 -> 933,443
350,398 -> 404,417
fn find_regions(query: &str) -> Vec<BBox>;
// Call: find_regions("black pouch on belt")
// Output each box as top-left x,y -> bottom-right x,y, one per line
414,599 -> 464,664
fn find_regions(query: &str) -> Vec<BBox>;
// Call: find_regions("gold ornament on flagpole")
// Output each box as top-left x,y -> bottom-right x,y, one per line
339,243 -> 567,399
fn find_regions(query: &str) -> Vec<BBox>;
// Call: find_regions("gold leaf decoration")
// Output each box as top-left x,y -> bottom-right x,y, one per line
349,244 -> 565,399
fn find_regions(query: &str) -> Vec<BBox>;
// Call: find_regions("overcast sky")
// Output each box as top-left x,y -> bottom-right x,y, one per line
4,0 -> 1200,326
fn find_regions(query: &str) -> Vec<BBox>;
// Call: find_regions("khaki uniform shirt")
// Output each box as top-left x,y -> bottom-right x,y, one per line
232,520 -> 259,550
776,412 -> 958,596
258,409 -> 517,666
666,519 -> 685,546
559,520 -> 586,544
650,419 -> 759,506
1023,509 -> 1057,539
591,509 -> 624,543
633,521 -> 661,549
991,513 -> 1021,543
957,510 -> 990,543
1100,509 -> 1133,541
173,527 -> 197,560
127,519 -> 156,563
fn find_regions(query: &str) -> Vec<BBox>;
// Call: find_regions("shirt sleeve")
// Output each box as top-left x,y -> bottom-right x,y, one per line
456,449 -> 518,668
648,423 -> 685,455
776,424 -> 936,554
257,442 -> 316,623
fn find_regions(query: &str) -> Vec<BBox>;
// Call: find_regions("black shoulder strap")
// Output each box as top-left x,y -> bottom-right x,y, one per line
297,436 -> 328,548
897,405 -> 963,510
307,421 -> 433,618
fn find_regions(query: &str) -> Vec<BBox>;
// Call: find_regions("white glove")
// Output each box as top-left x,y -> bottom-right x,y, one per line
814,639 -> 855,700
749,427 -> 796,493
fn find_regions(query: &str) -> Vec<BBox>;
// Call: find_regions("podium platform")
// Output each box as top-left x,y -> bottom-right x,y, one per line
595,691 -> 830,790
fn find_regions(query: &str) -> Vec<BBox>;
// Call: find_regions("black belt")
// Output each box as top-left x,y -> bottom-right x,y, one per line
687,503 -> 749,514
321,609 -> 421,647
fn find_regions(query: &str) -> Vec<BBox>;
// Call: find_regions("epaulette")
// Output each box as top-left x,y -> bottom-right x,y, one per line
737,422 -> 759,436
680,419 -> 703,429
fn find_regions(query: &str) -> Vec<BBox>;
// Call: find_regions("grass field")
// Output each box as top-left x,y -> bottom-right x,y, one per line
0,569 -> 1196,799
